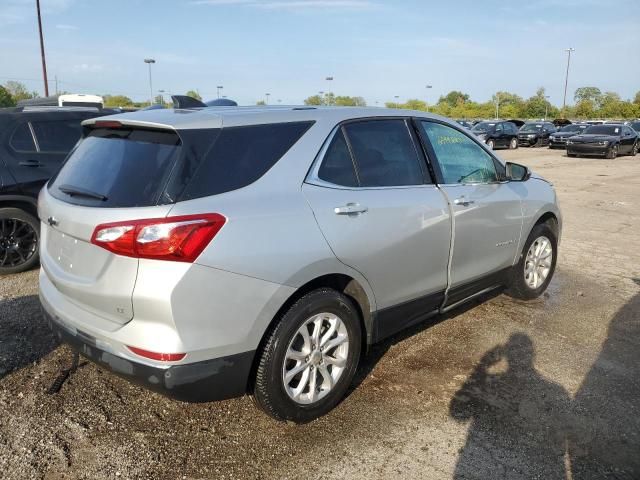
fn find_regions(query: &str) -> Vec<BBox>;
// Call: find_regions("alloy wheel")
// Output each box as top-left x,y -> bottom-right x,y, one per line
0,217 -> 38,268
282,312 -> 349,405
524,236 -> 553,289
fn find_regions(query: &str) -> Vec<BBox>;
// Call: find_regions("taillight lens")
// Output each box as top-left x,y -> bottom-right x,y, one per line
127,346 -> 186,362
91,213 -> 226,262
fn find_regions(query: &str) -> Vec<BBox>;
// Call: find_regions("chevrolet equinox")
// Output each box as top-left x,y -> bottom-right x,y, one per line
39,107 -> 561,422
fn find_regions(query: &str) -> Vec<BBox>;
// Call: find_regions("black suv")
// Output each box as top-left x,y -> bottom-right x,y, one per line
518,121 -> 557,147
470,120 -> 519,150
0,107 -> 114,274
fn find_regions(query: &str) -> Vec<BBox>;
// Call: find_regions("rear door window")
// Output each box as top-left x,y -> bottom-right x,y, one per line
343,119 -> 425,187
10,123 -> 36,152
317,129 -> 358,187
49,128 -> 182,207
31,120 -> 83,152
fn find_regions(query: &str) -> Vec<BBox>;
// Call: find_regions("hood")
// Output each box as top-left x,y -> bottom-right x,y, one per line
569,134 -> 618,143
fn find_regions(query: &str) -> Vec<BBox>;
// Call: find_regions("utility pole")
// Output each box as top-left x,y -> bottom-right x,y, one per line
425,85 -> 432,112
36,0 -> 49,96
265,93 -> 270,105
144,58 -> 156,105
562,48 -> 575,118
544,95 -> 550,120
495,92 -> 500,120
217,85 -> 223,99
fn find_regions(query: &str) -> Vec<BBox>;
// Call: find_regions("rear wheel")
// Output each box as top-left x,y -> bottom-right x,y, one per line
0,208 -> 40,275
253,288 -> 362,422
486,139 -> 495,150
509,138 -> 518,150
606,145 -> 618,159
567,152 -> 577,158
632,142 -> 638,156
507,222 -> 557,300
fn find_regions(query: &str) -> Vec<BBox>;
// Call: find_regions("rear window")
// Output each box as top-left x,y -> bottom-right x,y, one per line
49,128 -> 182,207
179,121 -> 313,201
49,121 -> 313,207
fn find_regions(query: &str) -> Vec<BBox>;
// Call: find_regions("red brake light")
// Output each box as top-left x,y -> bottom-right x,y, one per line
127,346 -> 186,362
93,120 -> 123,129
90,213 -> 226,262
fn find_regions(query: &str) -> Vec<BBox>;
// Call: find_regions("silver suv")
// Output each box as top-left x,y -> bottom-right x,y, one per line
39,107 -> 561,422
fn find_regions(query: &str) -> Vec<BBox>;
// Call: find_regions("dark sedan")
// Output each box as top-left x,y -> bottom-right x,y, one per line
567,124 -> 639,159
517,122 -> 557,147
548,123 -> 589,148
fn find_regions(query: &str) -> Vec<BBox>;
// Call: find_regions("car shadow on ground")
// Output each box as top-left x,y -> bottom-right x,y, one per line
0,294 -> 59,380
449,293 -> 640,478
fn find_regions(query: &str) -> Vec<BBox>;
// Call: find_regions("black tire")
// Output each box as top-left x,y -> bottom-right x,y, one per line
567,153 -> 577,158
0,207 -> 40,275
253,288 -> 362,423
507,222 -> 557,300
509,138 -> 518,150
606,145 -> 618,159
486,139 -> 495,150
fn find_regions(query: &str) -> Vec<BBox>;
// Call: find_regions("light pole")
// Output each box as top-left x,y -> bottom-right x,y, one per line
544,95 -> 550,120
495,92 -> 500,120
562,48 -> 575,118
265,93 -> 270,105
425,85 -> 432,112
36,0 -> 49,96
144,58 -> 156,105
394,95 -> 400,108
217,85 -> 223,99
158,89 -> 165,106
325,76 -> 333,104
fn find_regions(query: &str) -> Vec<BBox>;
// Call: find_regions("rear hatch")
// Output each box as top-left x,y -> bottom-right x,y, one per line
40,123 -> 195,325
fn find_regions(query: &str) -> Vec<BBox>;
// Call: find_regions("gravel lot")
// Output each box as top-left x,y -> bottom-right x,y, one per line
1,147 -> 639,480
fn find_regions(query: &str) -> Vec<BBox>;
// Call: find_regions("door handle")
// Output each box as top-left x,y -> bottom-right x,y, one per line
19,160 -> 43,167
334,203 -> 368,215
453,197 -> 475,207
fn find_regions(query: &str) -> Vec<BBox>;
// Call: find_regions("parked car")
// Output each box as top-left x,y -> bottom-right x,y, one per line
548,123 -> 589,149
471,120 -> 519,149
455,119 -> 473,129
628,120 -> 640,134
39,107 -> 561,422
0,106 -> 116,274
567,124 -> 639,158
517,122 -> 557,147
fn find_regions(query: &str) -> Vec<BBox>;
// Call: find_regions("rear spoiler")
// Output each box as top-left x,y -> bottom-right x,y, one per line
171,95 -> 207,109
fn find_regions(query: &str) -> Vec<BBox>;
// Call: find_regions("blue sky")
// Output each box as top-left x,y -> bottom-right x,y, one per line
1,0 -> 639,106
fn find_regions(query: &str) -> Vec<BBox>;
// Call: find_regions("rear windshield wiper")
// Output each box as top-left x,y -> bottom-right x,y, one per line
58,184 -> 108,201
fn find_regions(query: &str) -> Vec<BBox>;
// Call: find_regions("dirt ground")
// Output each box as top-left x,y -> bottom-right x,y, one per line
1,147 -> 638,480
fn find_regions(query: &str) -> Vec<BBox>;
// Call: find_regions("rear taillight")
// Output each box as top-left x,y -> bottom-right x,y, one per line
90,213 -> 226,262
127,346 -> 186,362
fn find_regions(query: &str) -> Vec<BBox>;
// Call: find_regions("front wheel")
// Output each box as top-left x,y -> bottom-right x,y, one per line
632,142 -> 638,156
606,145 -> 618,159
486,139 -> 495,150
253,288 -> 362,423
507,222 -> 557,300
0,207 -> 40,275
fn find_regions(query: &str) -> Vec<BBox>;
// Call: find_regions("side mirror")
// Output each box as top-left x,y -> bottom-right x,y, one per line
506,162 -> 531,182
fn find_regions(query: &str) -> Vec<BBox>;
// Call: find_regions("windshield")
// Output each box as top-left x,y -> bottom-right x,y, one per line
630,122 -> 640,132
559,125 -> 587,133
584,125 -> 621,135
520,124 -> 543,132
471,122 -> 495,133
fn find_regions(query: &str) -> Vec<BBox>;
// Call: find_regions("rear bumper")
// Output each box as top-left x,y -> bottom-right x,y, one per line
567,144 -> 608,156
42,305 -> 255,402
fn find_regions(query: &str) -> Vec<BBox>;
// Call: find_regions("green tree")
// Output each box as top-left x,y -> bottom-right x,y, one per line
5,81 -> 37,101
574,87 -> 602,107
334,95 -> 366,107
634,91 -> 640,105
103,94 -> 134,107
574,99 -> 595,119
438,90 -> 470,108
0,85 -> 15,107
185,90 -> 202,101
304,95 -> 323,106
598,92 -> 623,118
520,87 -> 556,119
256,100 -> 266,105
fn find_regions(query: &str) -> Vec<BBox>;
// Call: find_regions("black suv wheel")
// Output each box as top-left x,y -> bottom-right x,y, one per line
0,207 -> 40,274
